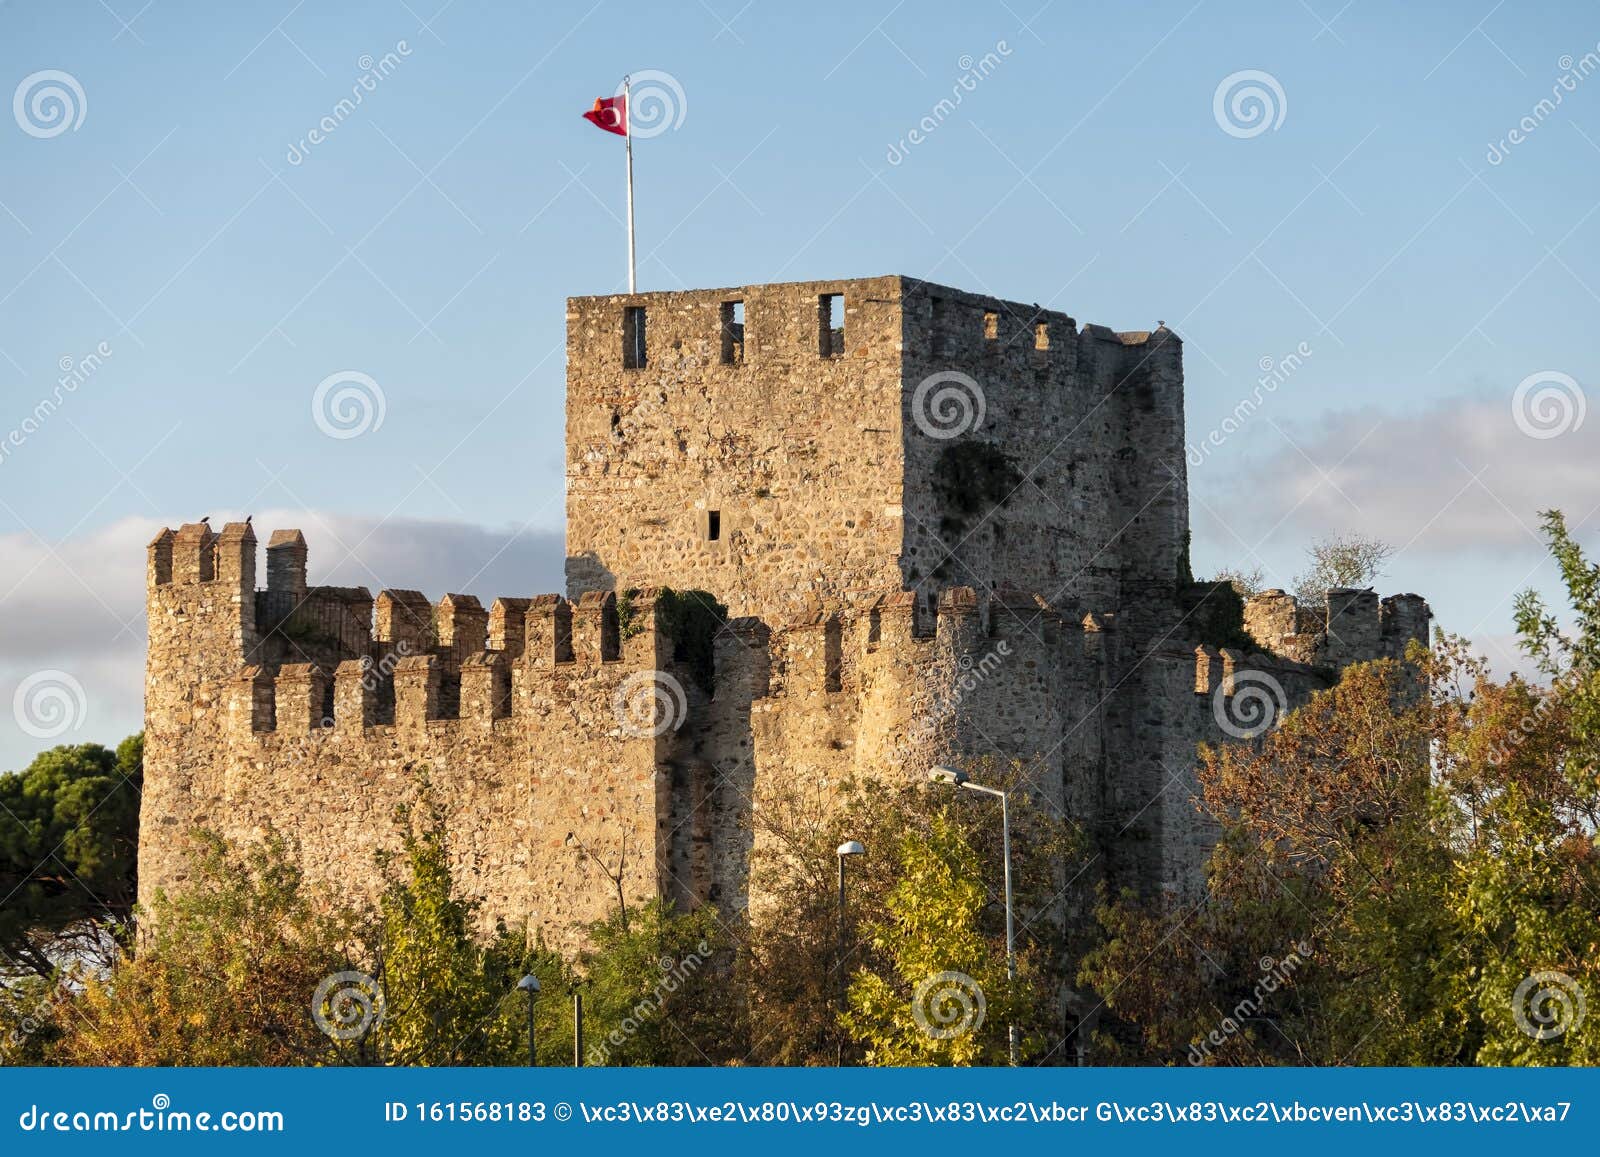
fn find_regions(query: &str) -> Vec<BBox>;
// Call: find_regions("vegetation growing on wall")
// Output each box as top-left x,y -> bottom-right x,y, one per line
618,587 -> 730,692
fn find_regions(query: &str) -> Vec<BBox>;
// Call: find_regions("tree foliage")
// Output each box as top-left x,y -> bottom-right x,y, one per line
743,763 -> 1087,1065
1082,511 -> 1600,1066
0,735 -> 142,980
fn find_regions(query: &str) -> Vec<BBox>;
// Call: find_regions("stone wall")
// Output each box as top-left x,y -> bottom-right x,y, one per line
141,527 -> 696,950
565,276 -> 1186,632
565,277 -> 910,620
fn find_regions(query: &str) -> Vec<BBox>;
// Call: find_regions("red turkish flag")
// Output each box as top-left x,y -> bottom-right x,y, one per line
583,95 -> 627,136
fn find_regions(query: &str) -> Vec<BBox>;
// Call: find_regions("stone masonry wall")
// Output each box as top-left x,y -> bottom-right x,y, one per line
565,277 -> 910,620
141,525 -> 697,950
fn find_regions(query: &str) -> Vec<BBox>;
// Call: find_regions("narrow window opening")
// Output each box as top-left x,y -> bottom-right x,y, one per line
623,305 -> 648,369
610,409 -> 621,434
1035,321 -> 1050,350
720,300 -> 745,365
983,310 -> 999,342
819,293 -> 844,358
707,510 -> 721,541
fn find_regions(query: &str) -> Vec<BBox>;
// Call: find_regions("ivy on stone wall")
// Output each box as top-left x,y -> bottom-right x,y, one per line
619,587 -> 730,693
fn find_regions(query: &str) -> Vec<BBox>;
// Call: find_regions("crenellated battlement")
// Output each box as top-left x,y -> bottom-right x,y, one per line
1243,586 -> 1432,669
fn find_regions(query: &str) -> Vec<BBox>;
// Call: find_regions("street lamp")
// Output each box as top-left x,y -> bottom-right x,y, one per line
836,839 -> 865,1065
928,765 -> 1017,1066
516,974 -> 540,1066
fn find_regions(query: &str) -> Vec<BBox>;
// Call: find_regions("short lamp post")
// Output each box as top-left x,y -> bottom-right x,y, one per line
836,839 -> 865,1065
516,974 -> 540,1066
928,765 -> 1017,1066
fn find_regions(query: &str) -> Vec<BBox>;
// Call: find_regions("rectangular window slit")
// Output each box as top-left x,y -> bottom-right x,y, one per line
983,310 -> 999,342
624,305 -> 648,369
819,293 -> 844,358
720,300 -> 745,365
1035,321 -> 1050,350
707,510 -> 721,541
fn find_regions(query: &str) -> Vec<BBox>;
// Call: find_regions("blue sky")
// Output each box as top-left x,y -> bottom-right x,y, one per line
1,0 -> 1597,767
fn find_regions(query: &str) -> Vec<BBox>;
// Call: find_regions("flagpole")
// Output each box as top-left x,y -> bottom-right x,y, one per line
624,75 -> 636,294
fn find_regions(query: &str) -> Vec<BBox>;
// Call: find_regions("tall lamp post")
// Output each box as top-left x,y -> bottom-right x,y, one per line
928,765 -> 1017,1066
516,974 -> 541,1066
836,839 -> 865,1065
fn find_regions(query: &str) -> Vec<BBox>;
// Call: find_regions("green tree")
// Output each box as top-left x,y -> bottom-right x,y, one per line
744,764 -> 1085,1065
841,813 -> 1040,1065
366,809 -> 561,1066
45,829 -> 368,1066
0,735 -> 143,979
576,899 -> 737,1066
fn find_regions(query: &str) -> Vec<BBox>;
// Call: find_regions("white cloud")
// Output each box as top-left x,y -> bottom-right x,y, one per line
1194,390 -> 1600,555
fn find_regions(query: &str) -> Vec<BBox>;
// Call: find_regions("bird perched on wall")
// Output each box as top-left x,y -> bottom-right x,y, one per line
199,516 -> 210,524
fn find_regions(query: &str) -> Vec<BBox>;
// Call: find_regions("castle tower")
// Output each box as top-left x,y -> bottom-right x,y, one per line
564,276 -> 1187,630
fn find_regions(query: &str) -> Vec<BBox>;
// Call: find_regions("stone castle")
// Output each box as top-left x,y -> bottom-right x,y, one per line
140,275 -> 1430,945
